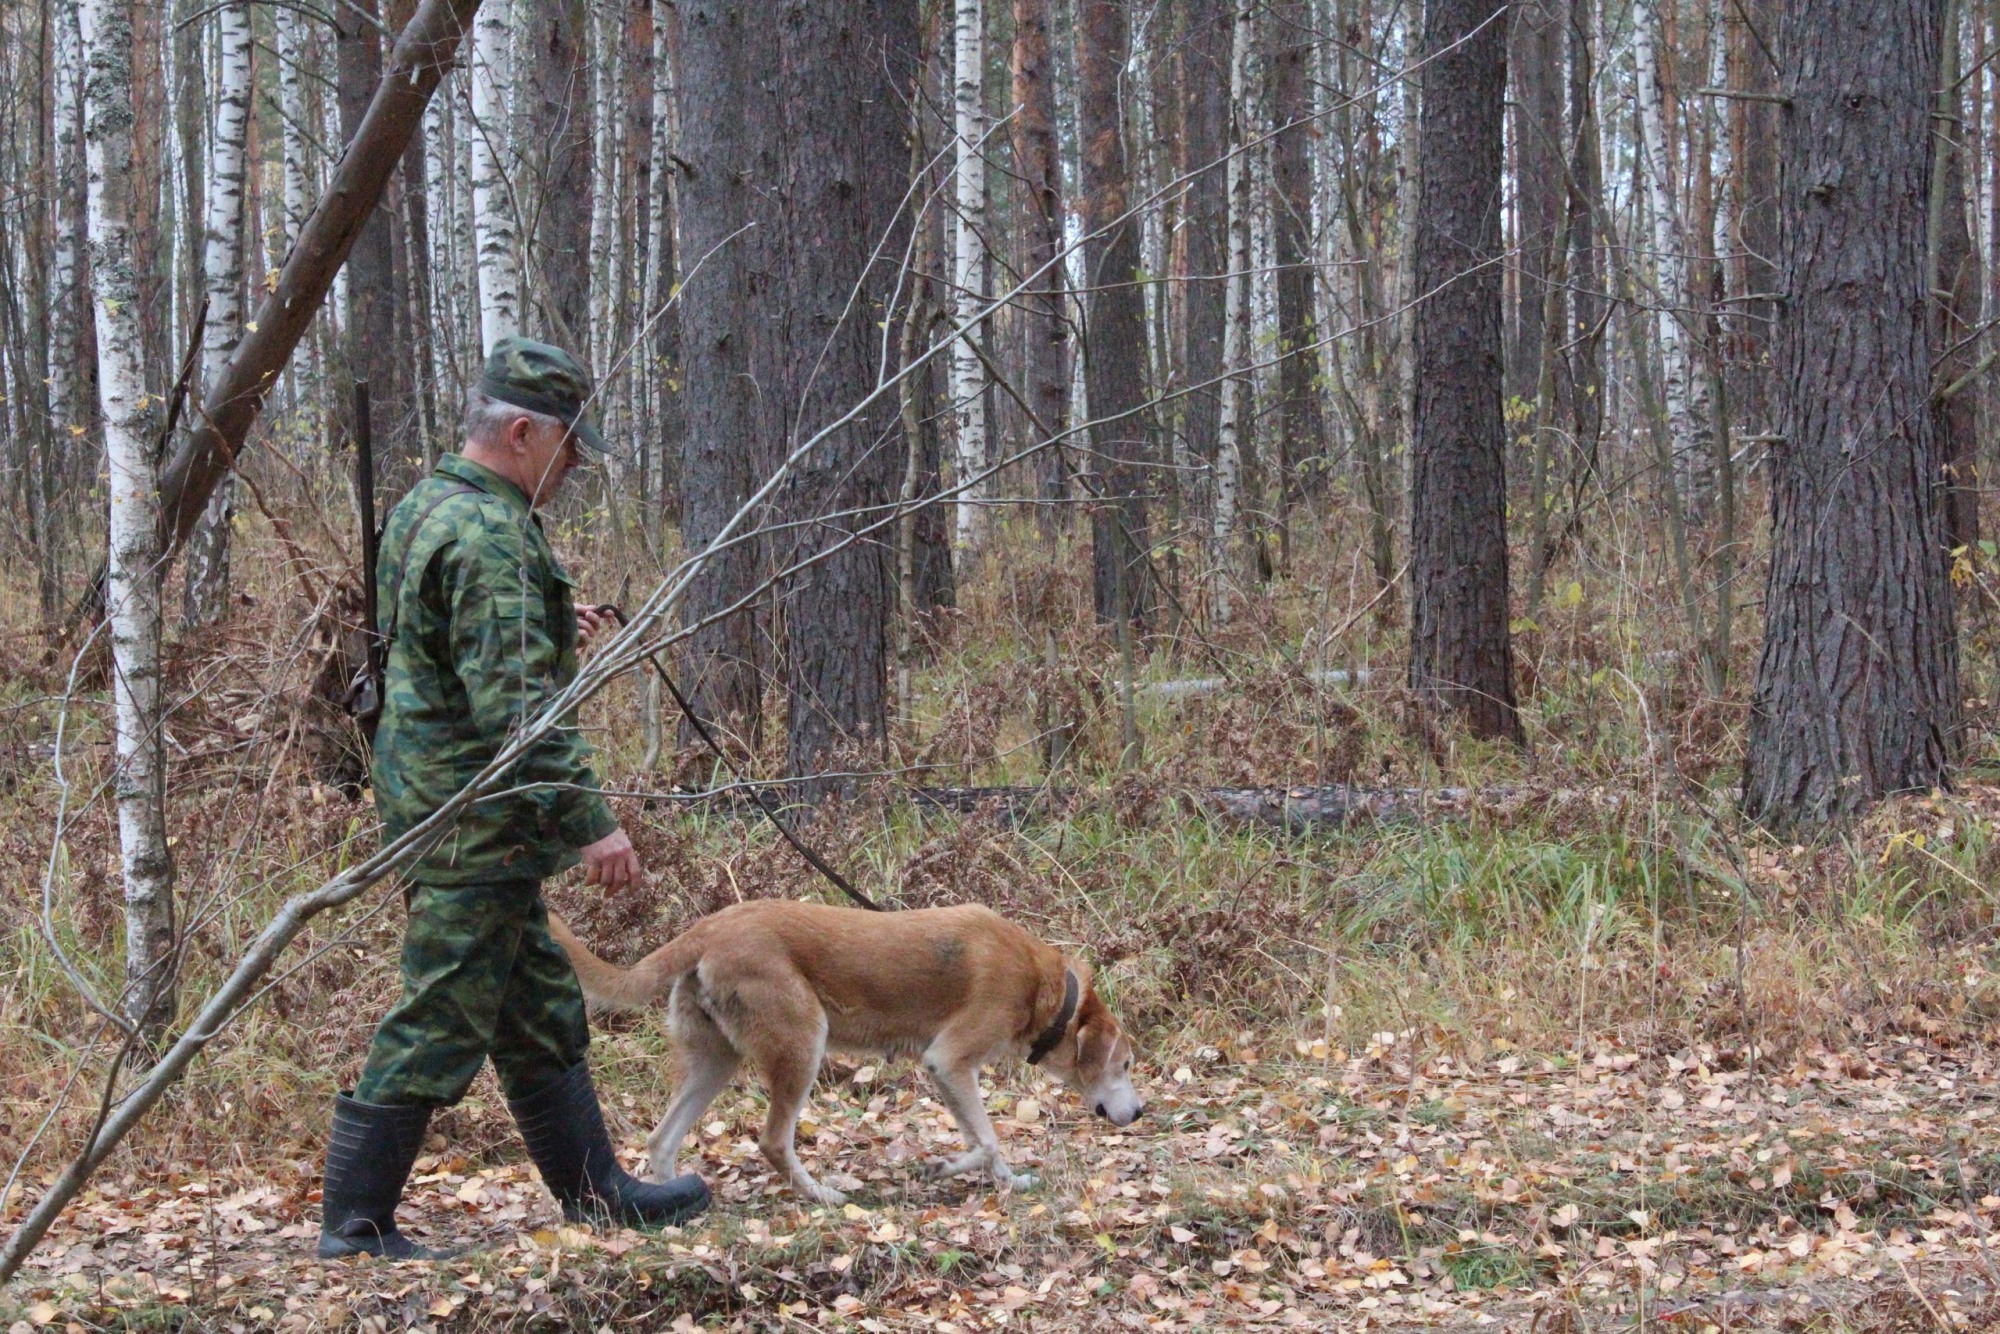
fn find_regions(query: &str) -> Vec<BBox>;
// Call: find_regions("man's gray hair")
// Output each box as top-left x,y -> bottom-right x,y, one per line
461,386 -> 564,447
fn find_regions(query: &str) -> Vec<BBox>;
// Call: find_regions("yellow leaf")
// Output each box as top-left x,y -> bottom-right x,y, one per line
28,1301 -> 58,1326
245,320 -> 259,332
428,1297 -> 455,1319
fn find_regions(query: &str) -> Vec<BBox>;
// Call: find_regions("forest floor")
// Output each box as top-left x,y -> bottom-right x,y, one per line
7,1017 -> 2000,1332
8,513 -> 2000,1330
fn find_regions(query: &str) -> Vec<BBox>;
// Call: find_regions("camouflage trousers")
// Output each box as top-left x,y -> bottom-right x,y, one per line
354,879 -> 588,1107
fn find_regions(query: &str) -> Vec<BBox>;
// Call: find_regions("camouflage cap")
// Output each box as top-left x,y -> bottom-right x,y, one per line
477,336 -> 612,454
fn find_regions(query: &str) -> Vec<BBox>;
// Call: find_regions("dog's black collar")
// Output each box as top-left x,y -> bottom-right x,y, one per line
1027,969 -> 1079,1066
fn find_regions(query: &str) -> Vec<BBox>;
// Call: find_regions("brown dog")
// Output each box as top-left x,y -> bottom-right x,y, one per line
549,901 -> 1140,1205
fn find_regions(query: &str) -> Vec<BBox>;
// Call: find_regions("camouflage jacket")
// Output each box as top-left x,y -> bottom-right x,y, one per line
370,453 -> 618,885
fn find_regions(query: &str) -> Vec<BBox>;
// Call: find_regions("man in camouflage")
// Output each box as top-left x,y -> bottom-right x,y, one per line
318,338 -> 708,1260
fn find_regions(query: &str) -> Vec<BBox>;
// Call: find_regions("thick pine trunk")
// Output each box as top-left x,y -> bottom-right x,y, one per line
81,0 -> 176,1044
182,0 -> 252,627
525,0 -> 590,349
675,0 -> 766,752
1011,0 -> 1068,513
1742,0 -> 1958,827
1080,0 -> 1154,628
1407,0 -> 1521,744
772,0 -> 916,787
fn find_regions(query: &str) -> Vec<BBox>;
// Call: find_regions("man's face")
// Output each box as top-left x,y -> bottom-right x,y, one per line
516,414 -> 584,506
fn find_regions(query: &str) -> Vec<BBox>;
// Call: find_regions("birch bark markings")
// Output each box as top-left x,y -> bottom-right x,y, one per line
1211,0 -> 1253,623
80,0 -> 176,1042
183,0 -> 252,627
471,0 -> 521,348
1633,0 -> 1716,507
951,0 -> 989,554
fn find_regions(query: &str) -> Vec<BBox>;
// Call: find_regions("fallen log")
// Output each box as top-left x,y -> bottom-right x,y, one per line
648,781 -> 1497,833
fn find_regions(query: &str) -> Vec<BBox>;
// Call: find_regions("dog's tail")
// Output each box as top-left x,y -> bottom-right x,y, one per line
547,911 -> 701,1011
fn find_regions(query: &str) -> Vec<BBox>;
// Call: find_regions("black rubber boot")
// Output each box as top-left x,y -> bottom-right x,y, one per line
317,1094 -> 453,1260
508,1062 -> 710,1228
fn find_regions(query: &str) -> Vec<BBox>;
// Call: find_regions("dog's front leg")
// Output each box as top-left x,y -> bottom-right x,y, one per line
921,1056 -> 1035,1190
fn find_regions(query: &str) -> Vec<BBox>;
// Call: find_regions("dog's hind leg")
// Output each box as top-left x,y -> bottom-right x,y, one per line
644,981 -> 741,1182
920,1049 -> 1035,1190
740,981 -> 845,1206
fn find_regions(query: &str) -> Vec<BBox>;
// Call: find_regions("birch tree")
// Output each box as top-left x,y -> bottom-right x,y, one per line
1211,0 -> 1253,623
950,0 -> 989,554
182,0 -> 252,626
80,0 -> 177,1045
1633,0 -> 1715,506
470,0 -> 521,348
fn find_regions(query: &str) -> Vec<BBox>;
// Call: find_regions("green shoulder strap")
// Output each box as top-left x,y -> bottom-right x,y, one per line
380,483 -> 480,648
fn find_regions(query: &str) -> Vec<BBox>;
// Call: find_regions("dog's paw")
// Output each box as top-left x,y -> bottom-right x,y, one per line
798,1179 -> 848,1207
1000,1170 -> 1040,1191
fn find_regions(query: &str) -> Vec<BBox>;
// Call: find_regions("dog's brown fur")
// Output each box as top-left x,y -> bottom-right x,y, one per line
549,901 -> 1140,1203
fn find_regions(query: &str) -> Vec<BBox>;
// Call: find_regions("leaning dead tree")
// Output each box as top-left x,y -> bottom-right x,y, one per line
154,0 -> 488,563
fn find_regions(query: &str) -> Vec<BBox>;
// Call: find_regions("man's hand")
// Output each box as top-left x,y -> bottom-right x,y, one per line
580,827 -> 643,891
576,604 -> 615,650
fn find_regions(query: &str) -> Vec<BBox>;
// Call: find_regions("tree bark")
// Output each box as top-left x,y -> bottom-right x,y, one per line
1933,0 -> 1980,556
1178,0 -> 1229,479
45,0 -> 93,621
1634,0 -> 1717,513
524,0 -> 590,350
470,0 -> 521,348
1268,0 -> 1322,569
1011,0 -> 1068,514
1406,0 -> 1521,744
1508,0 -> 1565,406
675,0 -> 767,752
181,0 -> 252,627
770,0 -> 917,786
1080,0 -> 1154,628
1742,0 -> 1958,827
80,0 -> 176,1044
950,0 -> 990,553
1211,0 -> 1253,621
337,0 -> 409,487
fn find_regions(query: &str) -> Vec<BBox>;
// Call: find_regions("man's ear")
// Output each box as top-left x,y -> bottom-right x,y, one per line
508,412 -> 534,454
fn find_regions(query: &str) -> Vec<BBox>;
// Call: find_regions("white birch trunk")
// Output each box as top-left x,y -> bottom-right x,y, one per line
950,0 -> 988,553
50,0 -> 88,443
470,0 -> 521,350
589,0 -> 618,372
1212,1 -> 1254,623
423,89 -> 466,399
183,0 -> 252,626
644,0 -> 678,501
275,0 -> 316,431
1634,0 -> 1714,504
80,0 -> 176,1044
